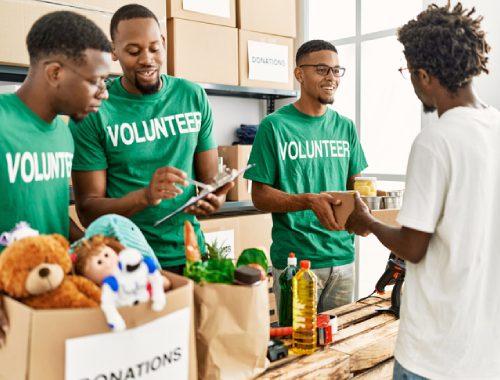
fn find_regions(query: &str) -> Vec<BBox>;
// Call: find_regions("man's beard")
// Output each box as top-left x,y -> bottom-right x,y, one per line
135,73 -> 161,95
318,96 -> 334,105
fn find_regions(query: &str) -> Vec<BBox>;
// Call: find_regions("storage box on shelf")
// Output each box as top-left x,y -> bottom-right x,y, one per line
218,145 -> 253,201
167,18 -> 238,85
237,0 -> 296,38
167,0 -> 236,27
238,29 -> 294,90
0,273 -> 197,380
0,0 -> 124,73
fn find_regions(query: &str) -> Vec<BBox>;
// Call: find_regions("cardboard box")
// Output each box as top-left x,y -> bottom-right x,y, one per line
167,0 -> 236,27
218,145 -> 252,201
0,0 -> 122,74
0,273 -> 197,380
239,29 -> 294,90
324,191 -> 400,228
167,18 -> 238,85
238,213 -> 272,263
199,213 -> 272,262
237,0 -> 296,37
199,216 -> 238,259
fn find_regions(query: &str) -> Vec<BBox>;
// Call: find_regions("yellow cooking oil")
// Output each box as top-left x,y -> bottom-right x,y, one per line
292,260 -> 317,355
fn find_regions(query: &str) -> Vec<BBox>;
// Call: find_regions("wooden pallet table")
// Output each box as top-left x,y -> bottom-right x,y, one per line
257,294 -> 398,380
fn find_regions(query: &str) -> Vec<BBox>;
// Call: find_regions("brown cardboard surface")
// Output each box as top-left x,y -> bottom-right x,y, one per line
0,0 -> 122,74
0,272 -> 197,380
238,214 -> 272,263
199,215 -> 240,258
167,0 -> 236,27
323,191 -> 400,228
237,0 -> 296,37
372,209 -> 400,227
218,145 -> 253,201
167,18 -> 238,85
238,29 -> 294,90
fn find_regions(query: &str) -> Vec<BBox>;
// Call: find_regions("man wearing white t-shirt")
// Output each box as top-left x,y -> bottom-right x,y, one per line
346,3 -> 500,380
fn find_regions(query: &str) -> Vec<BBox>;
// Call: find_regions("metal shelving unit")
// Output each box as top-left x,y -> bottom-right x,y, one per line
0,66 -> 298,114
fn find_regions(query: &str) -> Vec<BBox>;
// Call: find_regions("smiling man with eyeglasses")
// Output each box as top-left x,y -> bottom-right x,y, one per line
0,10 -> 112,347
245,40 -> 368,318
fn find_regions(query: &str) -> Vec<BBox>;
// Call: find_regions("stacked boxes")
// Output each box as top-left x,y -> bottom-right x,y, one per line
166,0 -> 238,85
236,0 -> 296,89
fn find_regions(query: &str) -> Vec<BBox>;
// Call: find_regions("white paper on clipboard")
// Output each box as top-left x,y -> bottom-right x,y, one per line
154,164 -> 255,226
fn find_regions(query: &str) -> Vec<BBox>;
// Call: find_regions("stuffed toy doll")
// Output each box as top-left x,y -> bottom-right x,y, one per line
73,235 -> 124,285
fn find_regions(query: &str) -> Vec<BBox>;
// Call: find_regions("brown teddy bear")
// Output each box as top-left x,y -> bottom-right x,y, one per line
0,234 -> 101,309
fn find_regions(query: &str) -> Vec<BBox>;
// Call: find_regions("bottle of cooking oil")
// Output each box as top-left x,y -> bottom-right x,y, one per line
292,260 -> 317,354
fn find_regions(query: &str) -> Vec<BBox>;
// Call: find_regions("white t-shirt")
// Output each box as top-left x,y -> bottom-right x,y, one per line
395,106 -> 500,379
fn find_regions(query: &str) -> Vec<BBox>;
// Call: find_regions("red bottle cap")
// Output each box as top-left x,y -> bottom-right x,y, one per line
289,253 -> 295,258
300,260 -> 311,269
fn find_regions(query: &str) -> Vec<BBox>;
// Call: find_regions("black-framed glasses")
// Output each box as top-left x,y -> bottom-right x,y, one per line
299,64 -> 346,77
48,61 -> 108,95
398,67 -> 417,80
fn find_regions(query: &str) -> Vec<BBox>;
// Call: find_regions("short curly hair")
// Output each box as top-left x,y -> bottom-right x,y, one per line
398,3 -> 489,93
296,40 -> 338,65
27,11 -> 111,65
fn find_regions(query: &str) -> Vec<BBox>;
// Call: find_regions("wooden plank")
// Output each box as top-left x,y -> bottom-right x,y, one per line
324,295 -> 389,317
352,359 -> 395,380
334,313 -> 395,343
334,320 -> 399,372
258,347 -> 350,380
337,301 -> 391,330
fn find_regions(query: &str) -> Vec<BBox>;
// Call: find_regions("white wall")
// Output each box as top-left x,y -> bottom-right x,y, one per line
208,96 -> 267,146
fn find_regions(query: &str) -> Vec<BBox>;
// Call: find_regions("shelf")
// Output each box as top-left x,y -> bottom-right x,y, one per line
199,82 -> 298,100
0,65 -> 27,82
198,200 -> 262,218
0,65 -> 298,101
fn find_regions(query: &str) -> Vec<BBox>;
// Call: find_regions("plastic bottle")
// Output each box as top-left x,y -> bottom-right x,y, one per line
292,260 -> 317,354
278,253 -> 298,327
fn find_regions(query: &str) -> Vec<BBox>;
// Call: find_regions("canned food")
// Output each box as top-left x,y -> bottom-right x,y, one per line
354,177 -> 377,196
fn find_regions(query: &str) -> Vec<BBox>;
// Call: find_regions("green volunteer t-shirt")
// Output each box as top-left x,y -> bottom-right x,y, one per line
0,93 -> 73,246
244,104 -> 368,269
69,75 -> 216,267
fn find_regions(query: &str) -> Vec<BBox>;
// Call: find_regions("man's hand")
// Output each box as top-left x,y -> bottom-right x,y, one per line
184,182 -> 234,216
308,193 -> 343,231
345,192 -> 375,236
0,295 -> 8,348
145,166 -> 188,206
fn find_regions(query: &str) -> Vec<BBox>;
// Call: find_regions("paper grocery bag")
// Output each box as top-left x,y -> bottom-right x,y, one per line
194,281 -> 270,380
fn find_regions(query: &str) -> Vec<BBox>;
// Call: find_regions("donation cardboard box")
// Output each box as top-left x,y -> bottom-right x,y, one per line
167,0 -> 236,27
239,29 -> 294,90
218,145 -> 252,201
237,0 -> 296,37
0,273 -> 197,380
167,18 -> 238,85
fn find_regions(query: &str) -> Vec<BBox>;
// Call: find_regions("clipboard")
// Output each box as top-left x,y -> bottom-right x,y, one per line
154,163 -> 255,227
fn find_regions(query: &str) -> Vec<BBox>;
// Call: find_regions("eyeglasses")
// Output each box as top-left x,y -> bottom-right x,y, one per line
48,61 -> 108,95
398,67 -> 417,80
299,64 -> 346,77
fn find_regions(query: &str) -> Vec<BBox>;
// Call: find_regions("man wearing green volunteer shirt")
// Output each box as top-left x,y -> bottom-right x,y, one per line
0,11 -> 111,346
245,40 -> 368,316
69,4 -> 231,274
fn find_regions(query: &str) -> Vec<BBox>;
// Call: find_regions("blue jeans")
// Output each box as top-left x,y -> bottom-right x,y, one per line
272,263 -> 354,322
393,360 -> 429,380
